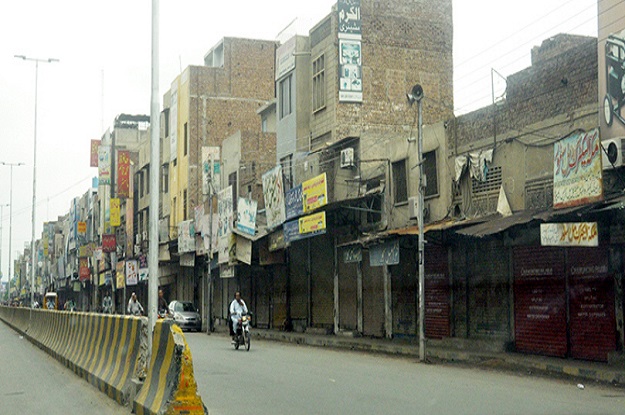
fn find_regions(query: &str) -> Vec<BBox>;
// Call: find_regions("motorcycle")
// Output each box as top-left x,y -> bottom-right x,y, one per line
232,312 -> 251,351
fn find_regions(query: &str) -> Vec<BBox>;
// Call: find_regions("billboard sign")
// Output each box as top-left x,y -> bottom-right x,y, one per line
90,139 -> 101,167
117,150 -> 131,198
237,197 -> 258,236
370,240 -> 400,267
262,166 -> 286,229
540,223 -> 599,247
98,145 -> 111,185
302,173 -> 327,213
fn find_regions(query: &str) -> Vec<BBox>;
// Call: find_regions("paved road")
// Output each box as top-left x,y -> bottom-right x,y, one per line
0,321 -> 128,415
186,332 -> 625,415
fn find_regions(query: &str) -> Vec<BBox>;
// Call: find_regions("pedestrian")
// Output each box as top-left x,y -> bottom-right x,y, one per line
158,289 -> 168,314
127,292 -> 144,316
102,291 -> 112,314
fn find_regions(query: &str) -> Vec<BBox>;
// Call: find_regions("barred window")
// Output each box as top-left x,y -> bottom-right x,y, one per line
313,55 -> 325,112
423,150 -> 438,198
392,159 -> 408,204
279,75 -> 293,119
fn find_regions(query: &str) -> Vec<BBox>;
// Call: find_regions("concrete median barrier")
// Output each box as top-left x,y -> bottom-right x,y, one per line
133,320 -> 207,415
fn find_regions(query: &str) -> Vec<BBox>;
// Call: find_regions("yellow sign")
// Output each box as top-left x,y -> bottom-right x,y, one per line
110,198 -> 121,227
302,173 -> 327,213
77,221 -> 87,235
299,211 -> 326,234
116,261 -> 125,288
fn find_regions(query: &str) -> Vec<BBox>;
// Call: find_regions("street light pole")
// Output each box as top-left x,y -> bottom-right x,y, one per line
14,55 -> 59,307
1,162 -> 25,300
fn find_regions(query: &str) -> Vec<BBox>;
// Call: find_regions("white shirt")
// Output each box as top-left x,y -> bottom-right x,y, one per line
229,299 -> 248,316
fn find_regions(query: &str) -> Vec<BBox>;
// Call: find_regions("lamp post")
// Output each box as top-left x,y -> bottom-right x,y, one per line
1,161 -> 25,300
407,84 -> 425,362
0,203 -> 9,300
14,55 -> 59,307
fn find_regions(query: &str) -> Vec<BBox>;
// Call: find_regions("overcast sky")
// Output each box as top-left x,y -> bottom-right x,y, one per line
0,0 -> 597,284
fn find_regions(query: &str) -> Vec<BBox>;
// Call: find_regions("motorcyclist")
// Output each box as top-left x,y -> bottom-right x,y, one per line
127,292 -> 144,316
229,291 -> 248,342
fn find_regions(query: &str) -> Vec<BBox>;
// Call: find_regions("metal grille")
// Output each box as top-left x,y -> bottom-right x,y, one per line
525,176 -> 553,210
471,166 -> 502,194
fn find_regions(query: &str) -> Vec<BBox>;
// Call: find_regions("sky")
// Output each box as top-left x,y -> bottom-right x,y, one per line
0,0 -> 598,285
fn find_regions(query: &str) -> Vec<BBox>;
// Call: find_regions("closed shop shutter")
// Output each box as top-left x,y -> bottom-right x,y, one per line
272,265 -> 288,329
513,246 -> 567,357
289,240 -> 309,324
311,234 -> 334,327
254,268 -> 271,329
568,247 -> 615,362
425,244 -> 450,339
363,252 -> 385,337
391,248 -> 417,337
338,259 -> 358,331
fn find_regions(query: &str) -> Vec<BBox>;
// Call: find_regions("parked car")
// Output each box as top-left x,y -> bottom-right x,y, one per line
168,301 -> 202,332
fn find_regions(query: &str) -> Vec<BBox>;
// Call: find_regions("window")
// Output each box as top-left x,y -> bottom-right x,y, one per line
279,74 -> 293,119
423,150 -> 438,198
139,171 -> 144,198
313,55 -> 325,112
183,123 -> 188,156
392,159 -> 408,204
281,155 -> 293,191
229,171 -> 237,202
145,165 -> 150,195
161,164 -> 169,193
183,189 -> 187,221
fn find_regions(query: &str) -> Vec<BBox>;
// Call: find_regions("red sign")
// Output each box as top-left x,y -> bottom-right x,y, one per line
90,140 -> 101,167
79,258 -> 90,282
117,150 -> 131,198
102,234 -> 116,253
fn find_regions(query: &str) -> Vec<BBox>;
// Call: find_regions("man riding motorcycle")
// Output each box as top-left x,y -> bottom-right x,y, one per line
229,291 -> 248,342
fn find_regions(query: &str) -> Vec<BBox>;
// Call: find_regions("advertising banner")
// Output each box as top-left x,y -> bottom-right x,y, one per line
339,39 -> 363,103
110,198 -> 121,227
236,235 -> 253,265
338,0 -> 361,36
116,261 -> 125,288
262,166 -> 286,229
178,220 -> 196,253
302,173 -> 327,213
218,186 -> 234,237
126,260 -> 138,286
77,221 -> 87,235
237,197 -> 258,235
276,36 -> 296,80
540,223 -> 599,247
202,146 -> 221,195
90,139 -> 101,167
299,211 -> 326,234
285,184 -> 303,220
102,234 -> 116,253
138,267 -> 148,282
218,233 -> 235,265
79,258 -> 90,282
370,240 -> 400,267
98,145 -> 111,185
343,245 -> 362,263
553,129 -> 603,209
117,150 -> 131,198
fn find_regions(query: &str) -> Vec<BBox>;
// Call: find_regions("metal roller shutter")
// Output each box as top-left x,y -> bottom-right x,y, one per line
568,247 -> 616,362
362,253 -> 385,337
311,234 -> 334,327
338,260 -> 358,331
391,249 -> 416,337
513,246 -> 567,357
425,245 -> 450,339
289,240 -> 309,324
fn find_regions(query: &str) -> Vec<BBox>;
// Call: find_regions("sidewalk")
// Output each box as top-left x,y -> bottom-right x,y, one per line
220,328 -> 625,387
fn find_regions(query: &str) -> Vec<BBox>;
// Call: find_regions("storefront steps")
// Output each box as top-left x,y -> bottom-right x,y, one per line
205,329 -> 625,387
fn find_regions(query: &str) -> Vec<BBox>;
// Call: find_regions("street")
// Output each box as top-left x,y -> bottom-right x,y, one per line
0,321 -> 128,415
186,332 -> 625,415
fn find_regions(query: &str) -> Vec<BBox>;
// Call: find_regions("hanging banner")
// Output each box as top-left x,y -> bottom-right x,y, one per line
218,233 -> 236,265
79,258 -> 90,282
117,150 -> 131,198
110,198 -> 121,227
299,211 -> 326,234
138,268 -> 148,282
370,240 -> 400,267
338,38 -> 363,103
540,223 -> 599,247
285,184 -> 303,220
302,173 -> 328,213
126,260 -> 138,286
178,220 -> 196,253
102,234 -> 116,253
98,145 -> 111,185
553,128 -> 603,209
90,139 -> 101,167
116,261 -> 125,288
262,166 -> 286,229
236,235 -> 253,265
237,197 -> 258,235
194,205 -> 205,234
77,221 -> 87,235
202,146 -> 221,194
218,186 -> 234,237
343,245 -> 362,263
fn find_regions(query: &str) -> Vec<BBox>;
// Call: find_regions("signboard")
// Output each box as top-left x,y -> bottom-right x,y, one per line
237,197 -> 258,235
126,260 -> 138,286
268,229 -> 286,252
79,258 -> 90,282
202,146 -> 221,195
110,198 -> 121,227
180,253 -> 195,267
116,261 -> 125,288
338,0 -> 362,36
540,223 -> 599,247
90,139 -> 101,168
236,236 -> 253,265
302,173 -> 327,213
276,36 -> 296,80
343,245 -> 362,263
262,166 -> 286,229
117,150 -> 131,198
599,0 -> 625,140
553,129 -> 603,209
102,234 -> 116,253
221,265 -> 235,279
337,0 -> 363,101
178,220 -> 196,253
284,214 -> 327,244
299,211 -> 326,234
77,221 -> 87,235
98,145 -> 111,185
138,268 -> 148,282
218,233 -> 235,265
285,184 -> 303,220
369,240 -> 400,267
218,186 -> 234,237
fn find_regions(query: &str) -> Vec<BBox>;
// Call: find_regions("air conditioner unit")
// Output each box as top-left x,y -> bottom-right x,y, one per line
408,196 -> 419,219
601,138 -> 625,169
340,147 -> 355,168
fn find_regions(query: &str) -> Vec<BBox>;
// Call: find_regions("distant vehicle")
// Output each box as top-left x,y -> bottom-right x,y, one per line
168,301 -> 201,332
44,292 -> 58,310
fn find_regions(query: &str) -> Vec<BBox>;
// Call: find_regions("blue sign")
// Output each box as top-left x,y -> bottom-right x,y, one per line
285,184 -> 303,220
369,240 -> 400,267
283,218 -> 325,244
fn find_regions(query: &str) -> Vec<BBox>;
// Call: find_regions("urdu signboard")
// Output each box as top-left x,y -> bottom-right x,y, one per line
552,129 -> 603,209
540,223 -> 599,247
